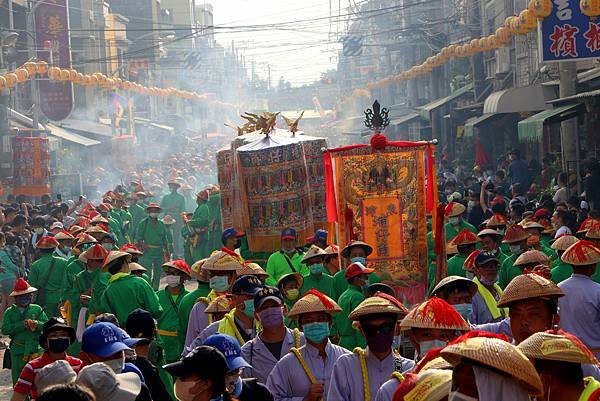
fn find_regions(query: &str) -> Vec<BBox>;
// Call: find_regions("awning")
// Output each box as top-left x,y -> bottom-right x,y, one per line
543,66 -> 600,86
483,84 -> 557,113
59,119 -> 113,138
463,114 -> 502,137
389,112 -> 423,126
45,124 -> 102,147
419,83 -> 473,113
517,104 -> 581,143
548,88 -> 600,105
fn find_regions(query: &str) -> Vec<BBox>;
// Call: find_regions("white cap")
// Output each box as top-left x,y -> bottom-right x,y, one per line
76,363 -> 141,401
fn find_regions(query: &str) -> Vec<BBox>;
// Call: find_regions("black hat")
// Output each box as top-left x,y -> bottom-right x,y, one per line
253,286 -> 283,310
163,345 -> 228,378
125,309 -> 156,339
231,275 -> 263,296
39,317 -> 76,349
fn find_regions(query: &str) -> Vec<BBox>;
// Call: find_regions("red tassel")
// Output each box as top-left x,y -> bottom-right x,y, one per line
448,330 -> 510,346
417,297 -> 466,328
370,133 -> 388,150
304,289 -> 335,309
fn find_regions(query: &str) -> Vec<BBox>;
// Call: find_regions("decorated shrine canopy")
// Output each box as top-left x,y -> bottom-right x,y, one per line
217,116 -> 328,253
324,135 -> 438,303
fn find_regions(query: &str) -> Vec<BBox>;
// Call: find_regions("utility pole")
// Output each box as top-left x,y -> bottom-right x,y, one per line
559,62 -> 580,193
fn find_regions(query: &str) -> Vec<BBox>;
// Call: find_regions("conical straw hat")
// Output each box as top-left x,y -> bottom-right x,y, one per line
585,223 -> 600,240
486,213 -> 508,227
236,262 -> 268,279
400,297 -> 469,331
463,250 -> 480,272
502,224 -> 530,244
445,202 -> 466,217
561,240 -> 600,266
301,245 -> 327,263
419,356 -> 453,372
441,336 -> 543,396
497,273 -> 564,307
288,289 -> 342,319
517,330 -> 598,365
348,294 -> 407,321
513,250 -> 550,267
449,229 -> 479,246
202,251 -> 244,271
550,235 -> 578,251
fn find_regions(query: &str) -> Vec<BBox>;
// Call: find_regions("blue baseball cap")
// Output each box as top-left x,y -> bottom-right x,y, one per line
231,275 -> 263,296
281,227 -> 297,240
203,334 -> 252,371
307,229 -> 328,243
81,322 -> 131,357
221,228 -> 245,244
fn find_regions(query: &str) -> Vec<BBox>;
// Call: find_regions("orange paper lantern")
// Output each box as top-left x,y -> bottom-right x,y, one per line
15,68 -> 29,83
4,73 -> 18,88
59,69 -> 71,81
23,62 -> 37,76
581,0 -> 600,17
69,69 -> 78,81
519,9 -> 537,31
0,76 -> 6,89
48,66 -> 61,80
530,0 -> 553,18
36,61 -> 48,75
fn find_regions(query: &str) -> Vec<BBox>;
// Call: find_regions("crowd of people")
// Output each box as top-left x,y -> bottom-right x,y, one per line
0,146 -> 600,401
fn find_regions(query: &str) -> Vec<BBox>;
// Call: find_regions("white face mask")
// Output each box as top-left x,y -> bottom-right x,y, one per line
509,244 -> 522,254
104,356 -> 125,374
449,217 -> 460,225
165,275 -> 181,287
149,212 -> 159,219
448,391 -> 479,401
34,228 -> 44,235
174,379 -> 200,401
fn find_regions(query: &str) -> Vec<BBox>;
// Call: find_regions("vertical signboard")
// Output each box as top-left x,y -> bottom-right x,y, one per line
34,0 -> 74,121
540,0 -> 600,61
12,137 -> 51,196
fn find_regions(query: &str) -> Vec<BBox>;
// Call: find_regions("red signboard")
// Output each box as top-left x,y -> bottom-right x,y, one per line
34,0 -> 74,121
12,137 -> 51,196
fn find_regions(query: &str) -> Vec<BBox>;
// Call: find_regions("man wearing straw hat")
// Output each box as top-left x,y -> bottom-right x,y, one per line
179,258 -> 211,335
28,236 -> 68,317
557,240 -> 600,358
267,289 -> 350,401
446,229 -> 479,277
161,179 -> 186,258
135,203 -> 173,290
184,251 -> 243,350
98,251 -> 163,324
390,369 -> 452,401
498,224 -> 530,288
518,330 -> 600,401
156,259 -> 191,363
327,293 -> 410,401
2,278 -> 48,385
549,234 -> 581,283
300,245 -> 336,299
67,244 -> 110,354
399,297 -> 469,362
440,333 -> 543,401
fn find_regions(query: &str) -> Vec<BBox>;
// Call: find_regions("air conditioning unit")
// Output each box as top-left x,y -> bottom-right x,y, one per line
495,47 -> 510,75
89,10 -> 94,22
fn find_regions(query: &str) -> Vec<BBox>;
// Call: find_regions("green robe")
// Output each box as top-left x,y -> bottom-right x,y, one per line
498,254 -> 521,289
426,220 -> 477,265
189,202 -> 210,260
336,284 -> 366,350
135,218 -> 173,290
300,272 -> 335,299
128,203 -> 147,238
28,253 -> 67,317
207,193 -> 223,252
156,288 -> 189,363
179,283 -> 211,335
99,273 -> 163,324
2,304 -> 48,384
63,258 -> 85,329
332,270 -> 348,301
265,251 -> 308,287
161,193 -> 186,222
446,254 -> 468,277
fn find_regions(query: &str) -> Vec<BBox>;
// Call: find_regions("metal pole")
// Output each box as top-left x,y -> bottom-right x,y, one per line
27,4 -> 39,129
559,62 -> 579,193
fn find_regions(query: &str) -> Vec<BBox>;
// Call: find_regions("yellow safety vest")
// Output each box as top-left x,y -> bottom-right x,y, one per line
473,277 -> 508,320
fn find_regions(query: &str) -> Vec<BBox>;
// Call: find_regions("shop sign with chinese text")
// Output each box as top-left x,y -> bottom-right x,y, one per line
540,0 -> 600,61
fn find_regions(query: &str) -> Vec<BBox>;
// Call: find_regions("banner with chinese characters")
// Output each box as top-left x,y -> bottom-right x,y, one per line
34,0 -> 74,121
324,140 -> 437,303
540,0 -> 600,61
12,137 -> 51,196
216,147 -> 234,229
